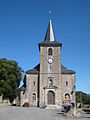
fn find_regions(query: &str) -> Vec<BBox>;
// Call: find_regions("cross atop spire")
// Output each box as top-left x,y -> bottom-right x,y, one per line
38,15 -> 62,49
49,11 -> 52,20
44,19 -> 56,42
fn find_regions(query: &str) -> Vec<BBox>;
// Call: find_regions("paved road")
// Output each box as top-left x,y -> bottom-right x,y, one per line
0,104 -> 90,120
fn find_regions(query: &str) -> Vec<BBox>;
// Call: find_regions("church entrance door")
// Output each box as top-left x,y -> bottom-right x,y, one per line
48,91 -> 55,105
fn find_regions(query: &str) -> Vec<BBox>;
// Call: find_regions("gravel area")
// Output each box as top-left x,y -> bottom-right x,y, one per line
0,104 -> 90,120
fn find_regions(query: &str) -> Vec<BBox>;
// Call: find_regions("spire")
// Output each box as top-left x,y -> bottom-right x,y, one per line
44,19 -> 56,42
38,14 -> 62,50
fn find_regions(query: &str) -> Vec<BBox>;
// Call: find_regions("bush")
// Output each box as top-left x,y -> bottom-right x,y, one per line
23,102 -> 30,107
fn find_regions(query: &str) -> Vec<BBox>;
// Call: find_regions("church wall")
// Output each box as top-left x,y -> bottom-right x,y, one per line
41,47 -> 61,74
40,46 -> 62,107
20,19 -> 76,109
20,91 -> 27,106
61,74 -> 76,103
23,74 -> 38,106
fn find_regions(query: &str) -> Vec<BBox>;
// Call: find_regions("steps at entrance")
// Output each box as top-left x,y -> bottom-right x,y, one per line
46,105 -> 61,109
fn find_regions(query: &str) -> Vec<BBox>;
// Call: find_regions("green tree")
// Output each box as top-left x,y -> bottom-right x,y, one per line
0,58 -> 23,103
76,91 -> 90,105
87,94 -> 90,104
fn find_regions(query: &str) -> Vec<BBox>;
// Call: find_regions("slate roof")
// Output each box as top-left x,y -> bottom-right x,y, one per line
38,20 -> 62,49
61,64 -> 75,74
26,69 -> 39,74
18,85 -> 26,91
44,19 -> 56,42
26,63 -> 75,74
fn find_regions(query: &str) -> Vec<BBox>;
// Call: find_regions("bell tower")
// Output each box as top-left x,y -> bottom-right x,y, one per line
38,19 -> 62,108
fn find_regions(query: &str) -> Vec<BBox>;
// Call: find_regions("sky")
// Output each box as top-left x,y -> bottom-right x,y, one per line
0,0 -> 90,93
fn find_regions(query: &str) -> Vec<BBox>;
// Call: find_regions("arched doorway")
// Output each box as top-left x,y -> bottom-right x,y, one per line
48,91 -> 55,105
65,93 -> 70,100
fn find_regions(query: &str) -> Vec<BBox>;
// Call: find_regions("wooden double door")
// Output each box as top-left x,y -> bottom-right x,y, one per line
48,91 -> 55,105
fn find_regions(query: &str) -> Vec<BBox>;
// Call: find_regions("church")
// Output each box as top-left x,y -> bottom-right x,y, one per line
19,19 -> 76,109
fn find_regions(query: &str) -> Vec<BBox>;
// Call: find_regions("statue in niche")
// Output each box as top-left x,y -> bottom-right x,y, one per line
48,78 -> 53,87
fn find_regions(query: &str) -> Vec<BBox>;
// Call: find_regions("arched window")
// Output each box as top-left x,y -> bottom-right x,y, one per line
66,81 -> 68,86
65,93 -> 70,100
32,93 -> 36,101
48,48 -> 53,55
33,81 -> 35,86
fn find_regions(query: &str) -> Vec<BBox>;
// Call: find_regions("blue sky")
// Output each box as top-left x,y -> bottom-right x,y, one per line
0,0 -> 90,93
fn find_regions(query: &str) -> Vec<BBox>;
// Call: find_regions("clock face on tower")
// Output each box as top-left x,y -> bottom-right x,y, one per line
48,58 -> 53,64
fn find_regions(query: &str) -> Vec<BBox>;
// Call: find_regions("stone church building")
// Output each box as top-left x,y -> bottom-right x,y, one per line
19,19 -> 76,109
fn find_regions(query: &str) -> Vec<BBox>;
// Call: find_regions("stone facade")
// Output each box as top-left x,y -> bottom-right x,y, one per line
19,20 -> 76,109
39,46 -> 62,107
20,74 -> 38,107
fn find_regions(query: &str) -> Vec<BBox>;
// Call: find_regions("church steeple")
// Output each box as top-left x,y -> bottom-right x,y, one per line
44,19 -> 56,42
38,19 -> 62,50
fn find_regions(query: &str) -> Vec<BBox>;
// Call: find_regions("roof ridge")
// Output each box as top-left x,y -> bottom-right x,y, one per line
26,63 -> 75,74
